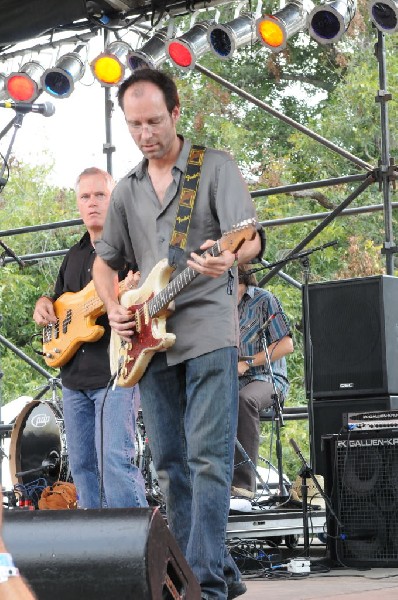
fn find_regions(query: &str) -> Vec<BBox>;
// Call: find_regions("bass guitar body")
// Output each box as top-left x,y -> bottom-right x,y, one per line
43,280 -> 105,368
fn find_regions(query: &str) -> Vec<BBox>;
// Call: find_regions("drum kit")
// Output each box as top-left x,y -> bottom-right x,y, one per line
3,382 -> 163,508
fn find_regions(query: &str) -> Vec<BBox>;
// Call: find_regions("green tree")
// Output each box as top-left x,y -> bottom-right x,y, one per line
0,160 -> 81,404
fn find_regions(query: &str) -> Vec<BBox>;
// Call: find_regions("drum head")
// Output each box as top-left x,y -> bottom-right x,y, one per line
9,401 -> 65,487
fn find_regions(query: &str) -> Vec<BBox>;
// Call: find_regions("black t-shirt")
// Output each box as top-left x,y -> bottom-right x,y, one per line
53,232 -> 127,390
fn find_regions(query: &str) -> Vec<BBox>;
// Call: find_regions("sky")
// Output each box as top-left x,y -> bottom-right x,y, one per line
0,79 -> 143,189
0,34 -> 143,190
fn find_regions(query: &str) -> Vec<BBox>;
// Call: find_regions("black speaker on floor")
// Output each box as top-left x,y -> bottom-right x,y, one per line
311,395 -> 398,475
304,275 -> 398,398
3,507 -> 201,600
323,429 -> 398,567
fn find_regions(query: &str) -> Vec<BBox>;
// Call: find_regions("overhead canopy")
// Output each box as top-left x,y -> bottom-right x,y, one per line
0,0 -> 231,51
0,0 -> 88,46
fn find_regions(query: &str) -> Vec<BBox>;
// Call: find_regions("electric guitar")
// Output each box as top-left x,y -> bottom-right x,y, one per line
42,276 -> 132,368
110,219 -> 257,387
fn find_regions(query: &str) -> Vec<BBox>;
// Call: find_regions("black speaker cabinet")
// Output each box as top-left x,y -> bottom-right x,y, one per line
311,395 -> 398,475
304,275 -> 398,398
323,429 -> 398,567
3,507 -> 201,600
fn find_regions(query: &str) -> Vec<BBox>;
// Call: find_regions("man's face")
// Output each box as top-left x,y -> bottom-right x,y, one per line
123,81 -> 180,160
76,174 -> 113,234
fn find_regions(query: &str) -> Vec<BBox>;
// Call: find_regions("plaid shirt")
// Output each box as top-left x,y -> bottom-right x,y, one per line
238,286 -> 291,400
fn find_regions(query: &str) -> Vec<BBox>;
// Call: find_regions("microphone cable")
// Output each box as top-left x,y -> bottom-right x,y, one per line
98,374 -> 117,508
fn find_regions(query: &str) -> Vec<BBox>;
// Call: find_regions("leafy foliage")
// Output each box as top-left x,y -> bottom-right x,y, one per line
0,160 -> 82,405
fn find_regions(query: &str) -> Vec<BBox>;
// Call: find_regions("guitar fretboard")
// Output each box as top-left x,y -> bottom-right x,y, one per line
149,241 -> 220,317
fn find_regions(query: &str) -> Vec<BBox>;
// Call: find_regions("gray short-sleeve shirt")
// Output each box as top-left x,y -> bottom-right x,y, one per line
95,138 -> 259,365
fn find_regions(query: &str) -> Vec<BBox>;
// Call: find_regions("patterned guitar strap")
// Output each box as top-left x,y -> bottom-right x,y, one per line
168,144 -> 206,268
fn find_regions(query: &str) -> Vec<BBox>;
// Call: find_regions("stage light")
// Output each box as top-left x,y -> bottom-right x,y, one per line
257,1 -> 308,52
166,22 -> 213,71
207,14 -> 256,59
0,74 -> 8,100
128,30 -> 168,70
6,61 -> 44,102
91,40 -> 131,86
307,0 -> 356,44
41,51 -> 85,99
369,0 -> 398,32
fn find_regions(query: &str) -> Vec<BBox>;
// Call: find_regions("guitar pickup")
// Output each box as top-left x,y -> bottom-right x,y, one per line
135,308 -> 141,333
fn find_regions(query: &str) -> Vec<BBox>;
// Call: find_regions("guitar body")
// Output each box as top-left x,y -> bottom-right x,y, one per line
110,259 -> 176,388
43,280 -> 105,368
110,220 -> 257,387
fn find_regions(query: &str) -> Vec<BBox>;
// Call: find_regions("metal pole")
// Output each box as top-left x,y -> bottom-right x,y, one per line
0,333 -> 59,381
195,63 -> 374,172
258,175 -> 375,287
251,173 -> 369,197
103,30 -> 115,175
375,30 -> 396,274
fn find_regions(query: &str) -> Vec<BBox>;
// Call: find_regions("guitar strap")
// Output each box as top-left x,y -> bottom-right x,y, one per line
168,144 -> 206,268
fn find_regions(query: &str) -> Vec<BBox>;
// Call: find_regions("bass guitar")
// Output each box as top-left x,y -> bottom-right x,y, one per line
43,276 -> 132,368
110,219 -> 257,387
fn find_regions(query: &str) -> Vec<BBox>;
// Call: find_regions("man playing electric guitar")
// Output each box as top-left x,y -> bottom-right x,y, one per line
33,167 -> 147,510
92,70 -> 264,600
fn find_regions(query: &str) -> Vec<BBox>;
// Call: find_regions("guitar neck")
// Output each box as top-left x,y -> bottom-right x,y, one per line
149,241 -> 221,316
84,279 -> 130,314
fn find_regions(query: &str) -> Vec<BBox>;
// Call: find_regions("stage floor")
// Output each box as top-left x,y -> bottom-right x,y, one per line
244,572 -> 398,600
240,540 -> 398,600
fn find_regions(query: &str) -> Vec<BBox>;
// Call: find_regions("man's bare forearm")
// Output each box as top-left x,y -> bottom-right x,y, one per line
92,256 -> 119,312
237,234 -> 262,264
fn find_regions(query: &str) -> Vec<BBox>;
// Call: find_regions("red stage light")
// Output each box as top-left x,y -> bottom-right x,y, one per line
6,74 -> 36,102
166,23 -> 212,70
167,41 -> 193,68
5,61 -> 43,102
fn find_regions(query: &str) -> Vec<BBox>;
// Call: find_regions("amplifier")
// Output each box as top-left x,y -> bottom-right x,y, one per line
343,409 -> 398,431
323,430 -> 398,567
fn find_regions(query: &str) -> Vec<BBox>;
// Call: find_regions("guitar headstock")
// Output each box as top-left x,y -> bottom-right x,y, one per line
220,219 -> 257,254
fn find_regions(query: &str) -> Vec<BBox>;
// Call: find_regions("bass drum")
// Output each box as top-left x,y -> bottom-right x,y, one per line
9,400 -> 70,487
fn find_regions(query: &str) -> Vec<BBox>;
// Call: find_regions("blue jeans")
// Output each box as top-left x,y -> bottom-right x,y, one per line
139,348 -> 240,600
62,384 -> 147,509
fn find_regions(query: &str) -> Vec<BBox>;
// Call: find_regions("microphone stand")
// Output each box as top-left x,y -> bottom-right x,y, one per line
246,240 -> 338,276
259,328 -> 289,503
0,111 -> 25,190
250,241 -> 338,504
290,438 -> 342,558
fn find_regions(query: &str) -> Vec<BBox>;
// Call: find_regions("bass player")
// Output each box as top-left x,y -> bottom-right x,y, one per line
33,167 -> 147,510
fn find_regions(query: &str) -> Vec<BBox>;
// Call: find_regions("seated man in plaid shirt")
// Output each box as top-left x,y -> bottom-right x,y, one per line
232,265 -> 294,501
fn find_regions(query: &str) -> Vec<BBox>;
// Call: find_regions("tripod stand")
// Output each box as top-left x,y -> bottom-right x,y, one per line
290,437 -> 342,558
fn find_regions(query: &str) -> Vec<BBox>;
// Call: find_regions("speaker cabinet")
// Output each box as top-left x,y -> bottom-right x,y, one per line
304,275 -> 398,398
311,395 -> 398,476
323,430 -> 398,567
3,507 -> 201,600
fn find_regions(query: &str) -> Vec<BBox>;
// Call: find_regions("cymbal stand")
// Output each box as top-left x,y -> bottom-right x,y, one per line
33,377 -> 63,411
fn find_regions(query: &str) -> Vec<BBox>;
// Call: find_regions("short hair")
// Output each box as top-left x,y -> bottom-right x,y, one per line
75,167 -> 114,193
238,264 -> 258,286
117,69 -> 180,115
